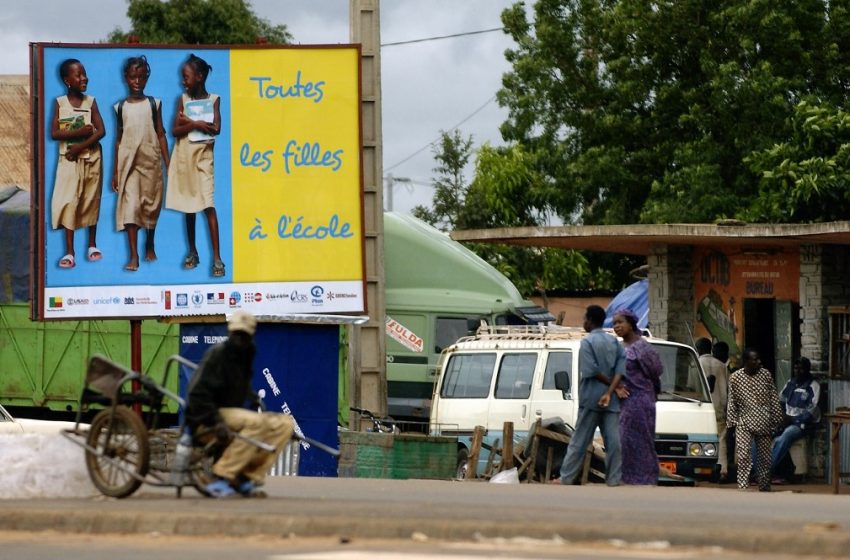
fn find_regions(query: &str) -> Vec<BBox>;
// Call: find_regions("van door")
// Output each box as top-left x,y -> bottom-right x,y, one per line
530,350 -> 578,428
486,352 -> 538,432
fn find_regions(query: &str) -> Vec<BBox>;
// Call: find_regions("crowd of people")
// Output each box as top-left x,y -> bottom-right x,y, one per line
698,339 -> 821,490
559,305 -> 821,491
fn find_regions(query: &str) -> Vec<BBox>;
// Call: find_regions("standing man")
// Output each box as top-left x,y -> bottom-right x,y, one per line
186,310 -> 295,498
713,342 -> 736,482
771,357 -> 820,482
697,338 -> 730,482
727,348 -> 783,491
560,305 -> 626,486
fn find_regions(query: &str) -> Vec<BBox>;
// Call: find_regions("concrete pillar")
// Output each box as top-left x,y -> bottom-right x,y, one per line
648,244 -> 694,344
349,0 -> 388,416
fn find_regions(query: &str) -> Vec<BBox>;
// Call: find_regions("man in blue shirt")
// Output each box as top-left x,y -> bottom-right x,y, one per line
771,357 -> 820,482
559,305 -> 626,486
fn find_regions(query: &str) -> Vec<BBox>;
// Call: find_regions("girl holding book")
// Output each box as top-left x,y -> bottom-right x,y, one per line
165,54 -> 224,277
51,58 -> 106,269
112,55 -> 170,272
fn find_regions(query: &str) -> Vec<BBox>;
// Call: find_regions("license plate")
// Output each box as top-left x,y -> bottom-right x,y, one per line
659,461 -> 677,474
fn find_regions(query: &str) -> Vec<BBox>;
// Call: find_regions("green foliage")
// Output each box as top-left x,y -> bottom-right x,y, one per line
497,0 -> 850,224
107,0 -> 292,44
411,130 -> 473,230
415,130 -> 610,294
745,100 -> 850,222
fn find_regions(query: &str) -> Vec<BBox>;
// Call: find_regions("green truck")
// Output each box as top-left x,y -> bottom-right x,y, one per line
384,212 -> 552,426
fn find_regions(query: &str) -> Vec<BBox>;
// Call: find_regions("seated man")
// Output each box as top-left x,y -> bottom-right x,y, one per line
185,310 -> 294,498
771,357 -> 820,483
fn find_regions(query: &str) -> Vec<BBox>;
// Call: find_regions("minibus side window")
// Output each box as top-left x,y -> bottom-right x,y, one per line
440,353 -> 496,398
543,351 -> 573,390
494,353 -> 537,399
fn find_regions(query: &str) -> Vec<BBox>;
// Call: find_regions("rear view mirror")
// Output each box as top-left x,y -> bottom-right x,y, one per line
554,370 -> 570,399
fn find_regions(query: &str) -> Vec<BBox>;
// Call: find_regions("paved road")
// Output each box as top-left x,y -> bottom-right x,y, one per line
1,477 -> 849,556
0,529 -> 825,560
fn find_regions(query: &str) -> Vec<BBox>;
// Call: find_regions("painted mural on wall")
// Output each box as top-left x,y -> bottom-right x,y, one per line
692,247 -> 799,357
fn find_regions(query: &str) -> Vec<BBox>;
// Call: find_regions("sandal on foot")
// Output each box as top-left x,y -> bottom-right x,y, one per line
87,247 -> 102,261
205,478 -> 237,499
212,260 -> 225,277
58,254 -> 75,269
183,251 -> 199,269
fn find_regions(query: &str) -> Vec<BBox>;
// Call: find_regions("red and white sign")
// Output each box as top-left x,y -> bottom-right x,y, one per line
385,316 -> 424,353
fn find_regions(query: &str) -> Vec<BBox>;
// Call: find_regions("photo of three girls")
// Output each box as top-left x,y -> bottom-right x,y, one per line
50,53 -> 224,278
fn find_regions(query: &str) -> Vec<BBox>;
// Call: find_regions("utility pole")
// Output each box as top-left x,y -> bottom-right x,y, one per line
384,173 -> 411,212
350,0 -> 388,419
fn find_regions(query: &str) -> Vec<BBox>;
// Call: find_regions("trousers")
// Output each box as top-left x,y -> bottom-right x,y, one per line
559,407 -> 622,486
735,427 -> 772,491
213,408 -> 295,484
771,424 -> 805,470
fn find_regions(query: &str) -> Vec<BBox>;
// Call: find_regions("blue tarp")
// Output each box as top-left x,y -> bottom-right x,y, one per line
603,278 -> 649,330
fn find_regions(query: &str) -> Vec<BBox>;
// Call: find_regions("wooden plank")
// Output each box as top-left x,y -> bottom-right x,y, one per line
484,438 -> 500,478
502,422 -> 514,470
544,446 -> 554,481
536,426 -> 570,444
465,425 -> 485,480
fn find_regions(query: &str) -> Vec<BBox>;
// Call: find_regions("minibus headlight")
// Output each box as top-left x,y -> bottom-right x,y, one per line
703,443 -> 717,457
688,443 -> 702,456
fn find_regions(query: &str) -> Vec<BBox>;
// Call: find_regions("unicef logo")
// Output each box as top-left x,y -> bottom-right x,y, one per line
112,297 -> 121,304
311,285 -> 324,298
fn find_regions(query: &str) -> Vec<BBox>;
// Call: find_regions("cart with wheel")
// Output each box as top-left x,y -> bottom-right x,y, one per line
63,354 -> 338,499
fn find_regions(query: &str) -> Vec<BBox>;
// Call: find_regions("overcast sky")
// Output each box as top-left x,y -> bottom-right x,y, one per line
0,0 -> 520,215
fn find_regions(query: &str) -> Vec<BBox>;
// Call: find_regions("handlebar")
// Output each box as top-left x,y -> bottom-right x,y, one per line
350,406 -> 376,418
350,406 -> 399,434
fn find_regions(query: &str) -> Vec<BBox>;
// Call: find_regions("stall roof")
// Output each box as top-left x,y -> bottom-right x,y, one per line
450,221 -> 850,255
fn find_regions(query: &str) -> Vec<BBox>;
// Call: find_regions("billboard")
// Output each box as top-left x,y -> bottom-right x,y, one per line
31,44 -> 365,320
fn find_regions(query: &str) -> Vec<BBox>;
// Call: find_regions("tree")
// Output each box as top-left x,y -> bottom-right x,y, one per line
414,130 -> 607,294
497,0 -> 849,225
107,0 -> 292,44
411,130 -> 474,231
746,99 -> 850,222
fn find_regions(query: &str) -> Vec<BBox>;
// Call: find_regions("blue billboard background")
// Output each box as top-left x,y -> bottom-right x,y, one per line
179,322 -> 339,477
41,46 -> 233,287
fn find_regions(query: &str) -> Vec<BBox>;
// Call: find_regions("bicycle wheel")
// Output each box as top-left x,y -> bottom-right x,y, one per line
85,406 -> 150,498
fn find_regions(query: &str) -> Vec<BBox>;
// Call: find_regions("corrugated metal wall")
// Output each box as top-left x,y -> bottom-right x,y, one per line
829,379 -> 850,483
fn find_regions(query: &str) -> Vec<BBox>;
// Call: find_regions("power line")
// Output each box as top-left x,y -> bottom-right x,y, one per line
385,94 -> 497,173
381,27 -> 504,47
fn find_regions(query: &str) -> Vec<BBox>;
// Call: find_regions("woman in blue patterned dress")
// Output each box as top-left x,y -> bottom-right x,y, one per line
612,309 -> 663,485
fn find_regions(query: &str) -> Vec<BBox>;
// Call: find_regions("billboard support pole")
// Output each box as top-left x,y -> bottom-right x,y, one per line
350,0 -> 388,418
131,319 -> 142,414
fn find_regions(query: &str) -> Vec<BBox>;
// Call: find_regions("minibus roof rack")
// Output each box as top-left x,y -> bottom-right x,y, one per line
460,323 -> 588,342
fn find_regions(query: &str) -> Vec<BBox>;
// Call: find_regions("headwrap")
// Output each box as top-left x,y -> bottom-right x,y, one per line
613,308 -> 640,332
